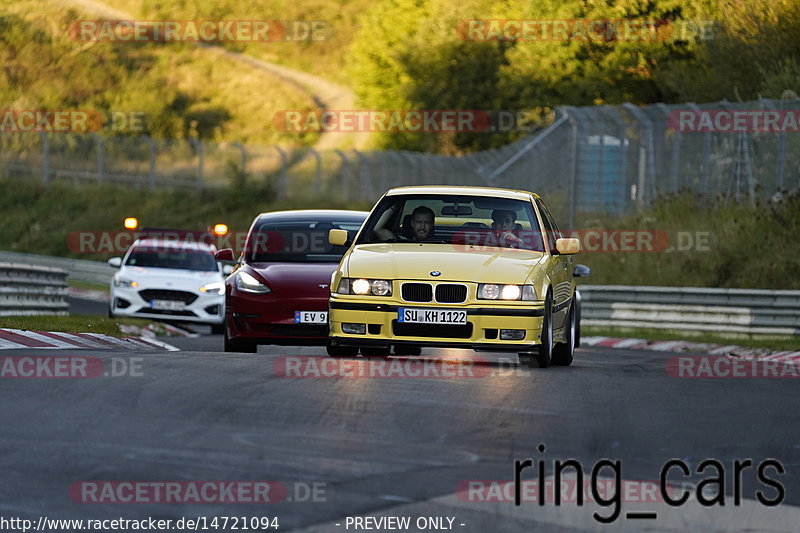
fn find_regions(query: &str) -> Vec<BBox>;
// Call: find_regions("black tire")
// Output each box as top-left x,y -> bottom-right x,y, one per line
393,345 -> 422,356
360,346 -> 391,358
224,329 -> 257,353
210,323 -> 225,335
574,294 -> 582,348
107,305 -> 114,319
326,339 -> 358,358
530,292 -> 553,368
552,302 -> 575,366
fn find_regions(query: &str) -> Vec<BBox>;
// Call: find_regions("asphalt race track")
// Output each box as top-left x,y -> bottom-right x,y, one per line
2,331 -> 799,532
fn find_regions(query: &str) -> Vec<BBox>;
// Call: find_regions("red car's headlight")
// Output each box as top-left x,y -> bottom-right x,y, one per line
235,271 -> 271,294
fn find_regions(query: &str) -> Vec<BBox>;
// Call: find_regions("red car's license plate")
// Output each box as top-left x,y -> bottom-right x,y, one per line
294,311 -> 328,324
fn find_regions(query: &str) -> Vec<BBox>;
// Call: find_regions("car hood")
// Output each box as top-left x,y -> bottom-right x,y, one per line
118,266 -> 223,288
247,262 -> 336,295
344,244 -> 545,284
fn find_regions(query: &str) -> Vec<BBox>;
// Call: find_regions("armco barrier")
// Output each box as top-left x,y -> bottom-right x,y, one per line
580,285 -> 800,336
0,262 -> 69,316
0,251 -> 114,285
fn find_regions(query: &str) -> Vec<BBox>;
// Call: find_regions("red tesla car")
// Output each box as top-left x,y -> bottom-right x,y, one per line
215,210 -> 368,352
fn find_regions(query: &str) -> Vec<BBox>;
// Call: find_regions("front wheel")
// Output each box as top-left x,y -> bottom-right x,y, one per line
529,292 -> 553,368
552,301 -> 575,366
224,329 -> 257,353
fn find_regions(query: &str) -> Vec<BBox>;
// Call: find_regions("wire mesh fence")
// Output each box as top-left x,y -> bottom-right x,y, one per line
2,97 -> 798,223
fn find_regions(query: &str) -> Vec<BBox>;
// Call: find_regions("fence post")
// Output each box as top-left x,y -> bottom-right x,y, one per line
334,150 -> 349,201
657,104 -> 680,193
309,147 -> 322,195
144,136 -> 156,191
231,141 -> 247,176
400,151 -> 418,184
94,133 -> 104,183
40,132 -> 49,186
189,139 -> 204,188
388,151 -> 403,185
560,107 -> 579,229
275,146 -> 288,198
761,98 -> 785,192
353,149 -> 370,201
687,103 -> 710,195
601,105 -> 630,215
622,103 -> 656,208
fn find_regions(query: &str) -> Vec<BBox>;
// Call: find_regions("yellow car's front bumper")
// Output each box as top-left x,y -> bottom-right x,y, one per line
328,297 -> 545,352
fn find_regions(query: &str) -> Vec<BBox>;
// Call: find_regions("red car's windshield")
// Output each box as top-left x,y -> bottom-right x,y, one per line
248,218 -> 364,263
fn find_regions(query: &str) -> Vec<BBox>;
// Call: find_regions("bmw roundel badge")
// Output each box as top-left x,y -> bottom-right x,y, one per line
430,271 -> 441,277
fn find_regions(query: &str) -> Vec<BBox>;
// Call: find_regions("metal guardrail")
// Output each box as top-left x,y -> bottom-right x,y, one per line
0,253 -> 797,335
0,262 -> 69,316
580,285 -> 800,336
0,251 -> 114,285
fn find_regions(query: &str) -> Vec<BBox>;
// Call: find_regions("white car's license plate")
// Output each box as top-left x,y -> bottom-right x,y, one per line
151,300 -> 186,311
294,311 -> 328,324
398,308 -> 467,324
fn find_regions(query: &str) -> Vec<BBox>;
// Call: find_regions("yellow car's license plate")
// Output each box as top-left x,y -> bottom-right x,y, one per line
398,308 -> 467,324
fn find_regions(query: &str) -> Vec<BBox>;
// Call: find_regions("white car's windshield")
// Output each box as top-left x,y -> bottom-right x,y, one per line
356,194 -> 545,251
125,247 -> 218,272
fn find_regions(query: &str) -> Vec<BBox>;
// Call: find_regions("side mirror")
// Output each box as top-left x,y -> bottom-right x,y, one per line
107,257 -> 122,268
329,229 -> 348,247
215,248 -> 236,263
555,237 -> 580,255
573,264 -> 591,278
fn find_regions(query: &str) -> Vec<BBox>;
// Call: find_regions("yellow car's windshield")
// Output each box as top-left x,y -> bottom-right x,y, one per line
356,194 -> 545,251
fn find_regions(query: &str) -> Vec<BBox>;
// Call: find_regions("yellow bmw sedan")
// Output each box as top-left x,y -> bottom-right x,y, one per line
327,186 -> 584,368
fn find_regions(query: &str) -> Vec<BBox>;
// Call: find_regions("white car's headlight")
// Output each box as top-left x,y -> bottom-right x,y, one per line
200,281 -> 225,295
113,277 -> 138,288
478,284 -> 537,301
336,278 -> 392,296
235,271 -> 271,294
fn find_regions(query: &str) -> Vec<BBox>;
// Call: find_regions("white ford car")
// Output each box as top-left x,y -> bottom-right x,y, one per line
107,238 -> 226,332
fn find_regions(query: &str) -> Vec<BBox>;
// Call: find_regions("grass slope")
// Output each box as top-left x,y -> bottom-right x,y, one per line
1,0 -> 318,145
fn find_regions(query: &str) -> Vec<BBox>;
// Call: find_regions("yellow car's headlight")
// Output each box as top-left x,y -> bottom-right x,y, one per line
478,284 -> 537,301
337,278 -> 392,296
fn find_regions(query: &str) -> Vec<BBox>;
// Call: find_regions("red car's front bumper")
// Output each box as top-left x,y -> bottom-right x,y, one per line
225,289 -> 329,346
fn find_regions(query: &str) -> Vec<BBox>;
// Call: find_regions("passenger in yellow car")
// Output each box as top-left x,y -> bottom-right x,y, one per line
491,209 -> 522,248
